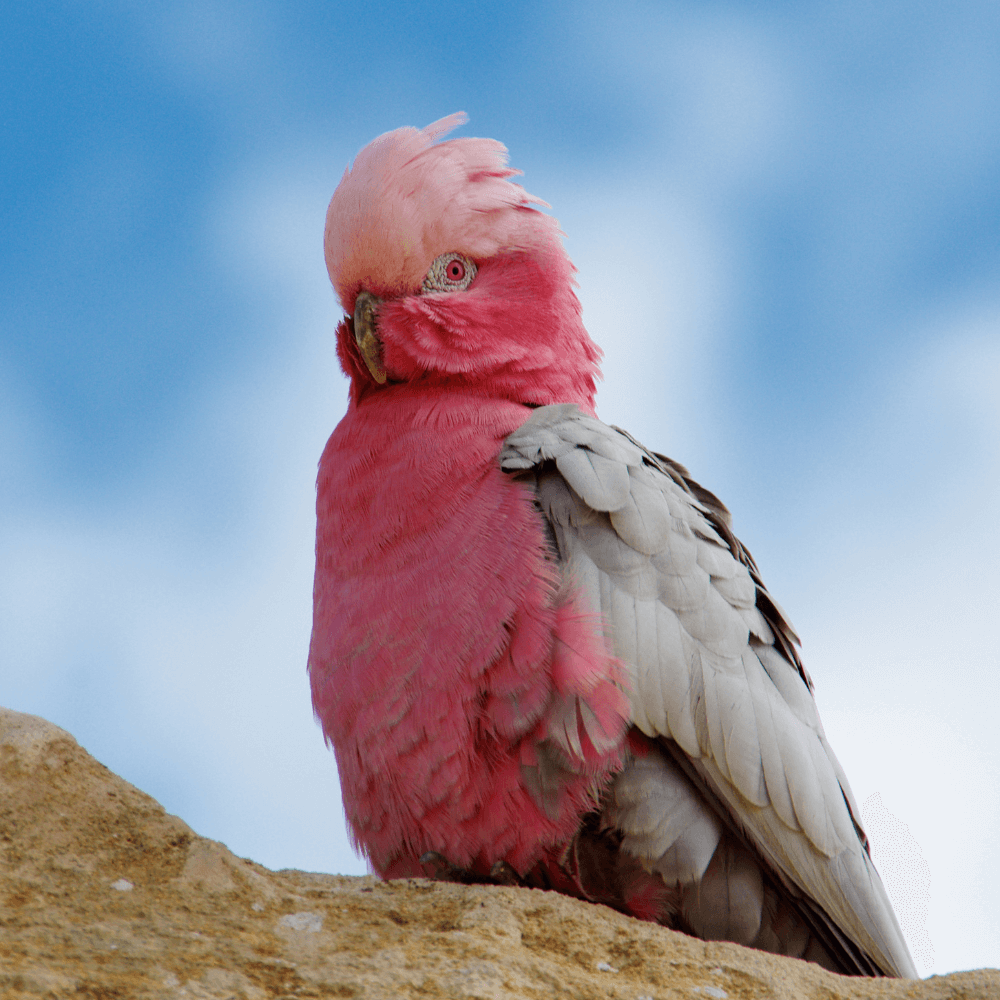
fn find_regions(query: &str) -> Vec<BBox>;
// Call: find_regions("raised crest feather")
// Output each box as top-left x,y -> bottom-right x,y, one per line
422,111 -> 469,142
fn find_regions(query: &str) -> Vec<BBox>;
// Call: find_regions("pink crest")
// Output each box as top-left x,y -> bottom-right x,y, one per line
324,113 -> 554,309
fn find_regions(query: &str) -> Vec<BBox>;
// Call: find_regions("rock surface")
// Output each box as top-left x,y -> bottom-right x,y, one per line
1,707 -> 996,1000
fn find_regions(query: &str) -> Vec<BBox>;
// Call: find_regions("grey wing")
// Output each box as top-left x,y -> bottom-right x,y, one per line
500,403 -> 917,979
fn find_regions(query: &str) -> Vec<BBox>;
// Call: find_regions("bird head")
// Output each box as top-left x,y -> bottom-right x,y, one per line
324,114 -> 602,412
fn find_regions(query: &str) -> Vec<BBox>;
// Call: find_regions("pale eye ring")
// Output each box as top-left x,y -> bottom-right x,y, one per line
422,252 -> 477,293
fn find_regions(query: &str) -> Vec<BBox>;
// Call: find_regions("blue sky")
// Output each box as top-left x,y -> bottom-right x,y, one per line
3,0 -> 998,976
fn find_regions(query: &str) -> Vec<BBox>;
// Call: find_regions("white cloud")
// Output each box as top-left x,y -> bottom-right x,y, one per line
786,305 -> 1000,974
566,185 -> 728,451
575,3 -> 805,193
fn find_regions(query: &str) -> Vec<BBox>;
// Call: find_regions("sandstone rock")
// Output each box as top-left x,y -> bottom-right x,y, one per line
1,707 -> 996,999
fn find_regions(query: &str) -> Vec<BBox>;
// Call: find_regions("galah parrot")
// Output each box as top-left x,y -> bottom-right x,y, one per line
308,113 -> 917,979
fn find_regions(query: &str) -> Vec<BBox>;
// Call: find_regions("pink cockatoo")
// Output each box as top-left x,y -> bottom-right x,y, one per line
308,113 -> 917,979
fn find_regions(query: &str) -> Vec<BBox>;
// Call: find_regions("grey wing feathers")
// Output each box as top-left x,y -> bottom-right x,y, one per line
500,404 -> 916,979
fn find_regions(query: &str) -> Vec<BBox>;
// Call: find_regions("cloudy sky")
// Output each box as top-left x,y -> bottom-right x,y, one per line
3,0 -> 998,977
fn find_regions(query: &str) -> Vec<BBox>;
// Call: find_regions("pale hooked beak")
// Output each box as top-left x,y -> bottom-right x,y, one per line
352,291 -> 387,384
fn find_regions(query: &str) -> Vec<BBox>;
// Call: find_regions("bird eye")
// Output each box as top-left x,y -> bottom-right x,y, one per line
422,252 -> 477,293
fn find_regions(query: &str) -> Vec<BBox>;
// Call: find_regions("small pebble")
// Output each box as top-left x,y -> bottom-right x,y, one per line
692,987 -> 728,999
596,961 -> 618,973
278,911 -> 323,933
110,878 -> 133,892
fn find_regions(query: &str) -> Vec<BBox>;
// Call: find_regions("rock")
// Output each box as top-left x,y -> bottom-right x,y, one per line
1,707 -> 996,999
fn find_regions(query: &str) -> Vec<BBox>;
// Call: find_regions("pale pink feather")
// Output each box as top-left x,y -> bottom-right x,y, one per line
325,113 -> 549,308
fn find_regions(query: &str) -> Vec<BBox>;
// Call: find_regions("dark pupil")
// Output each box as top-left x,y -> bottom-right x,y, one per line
448,262 -> 462,278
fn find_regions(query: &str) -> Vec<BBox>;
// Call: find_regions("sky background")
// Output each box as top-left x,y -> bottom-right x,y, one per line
2,0 -> 998,978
